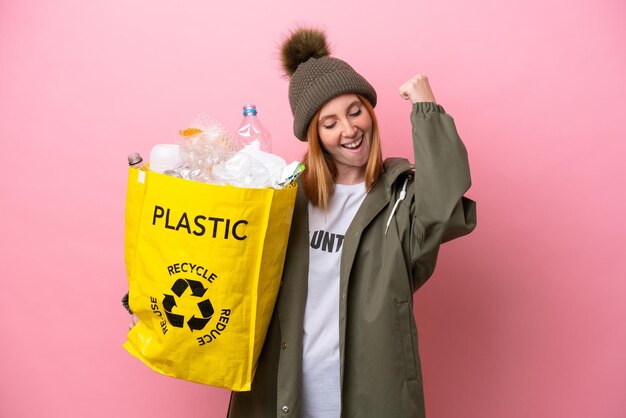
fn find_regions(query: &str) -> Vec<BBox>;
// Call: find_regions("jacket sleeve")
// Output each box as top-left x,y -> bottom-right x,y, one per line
409,102 -> 477,291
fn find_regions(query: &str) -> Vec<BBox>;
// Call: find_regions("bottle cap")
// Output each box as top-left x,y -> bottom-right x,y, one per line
242,104 -> 258,116
128,152 -> 143,167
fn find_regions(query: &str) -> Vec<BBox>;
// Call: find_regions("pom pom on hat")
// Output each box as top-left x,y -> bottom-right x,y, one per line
280,27 -> 331,76
279,26 -> 377,141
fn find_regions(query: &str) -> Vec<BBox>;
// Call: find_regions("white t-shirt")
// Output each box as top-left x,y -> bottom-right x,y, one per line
301,182 -> 367,418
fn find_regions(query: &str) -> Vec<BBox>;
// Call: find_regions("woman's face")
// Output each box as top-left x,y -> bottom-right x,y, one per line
317,94 -> 373,184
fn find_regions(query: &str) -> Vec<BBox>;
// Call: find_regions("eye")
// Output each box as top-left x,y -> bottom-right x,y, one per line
349,107 -> 362,118
322,121 -> 337,129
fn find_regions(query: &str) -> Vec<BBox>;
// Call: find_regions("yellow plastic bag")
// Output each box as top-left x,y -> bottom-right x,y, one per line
123,167 -> 296,391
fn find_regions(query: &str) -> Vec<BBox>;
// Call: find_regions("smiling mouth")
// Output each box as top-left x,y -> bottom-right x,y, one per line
342,137 -> 363,149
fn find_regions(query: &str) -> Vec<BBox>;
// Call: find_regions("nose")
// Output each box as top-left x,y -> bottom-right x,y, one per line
341,120 -> 358,138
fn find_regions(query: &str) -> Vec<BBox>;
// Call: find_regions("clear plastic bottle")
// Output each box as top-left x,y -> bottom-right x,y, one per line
127,152 -> 146,169
236,104 -> 272,152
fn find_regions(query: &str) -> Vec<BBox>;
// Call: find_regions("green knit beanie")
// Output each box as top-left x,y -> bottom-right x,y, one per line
280,28 -> 377,141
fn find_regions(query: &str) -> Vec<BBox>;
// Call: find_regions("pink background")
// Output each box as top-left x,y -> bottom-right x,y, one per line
1,0 -> 625,417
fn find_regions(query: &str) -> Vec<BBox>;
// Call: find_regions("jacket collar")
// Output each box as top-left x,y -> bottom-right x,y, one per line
381,158 -> 414,196
350,157 -> 413,226
340,157 -> 414,274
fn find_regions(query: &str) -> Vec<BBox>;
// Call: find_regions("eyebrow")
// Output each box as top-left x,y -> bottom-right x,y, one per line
319,100 -> 362,124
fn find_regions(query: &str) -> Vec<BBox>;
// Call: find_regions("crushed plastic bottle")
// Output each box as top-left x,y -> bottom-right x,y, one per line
236,105 -> 272,153
176,114 -> 239,183
213,141 -> 286,188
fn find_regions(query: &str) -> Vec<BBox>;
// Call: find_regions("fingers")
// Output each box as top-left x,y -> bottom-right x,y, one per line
398,74 -> 436,104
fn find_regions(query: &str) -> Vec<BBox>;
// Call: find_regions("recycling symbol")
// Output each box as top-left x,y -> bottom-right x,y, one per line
163,278 -> 214,331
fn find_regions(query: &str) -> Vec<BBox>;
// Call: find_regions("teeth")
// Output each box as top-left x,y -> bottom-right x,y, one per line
344,137 -> 362,149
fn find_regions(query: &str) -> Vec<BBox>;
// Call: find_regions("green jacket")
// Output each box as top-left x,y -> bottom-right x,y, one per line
228,102 -> 477,418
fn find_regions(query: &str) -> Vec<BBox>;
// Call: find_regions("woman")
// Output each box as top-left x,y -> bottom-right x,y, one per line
228,27 -> 477,418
